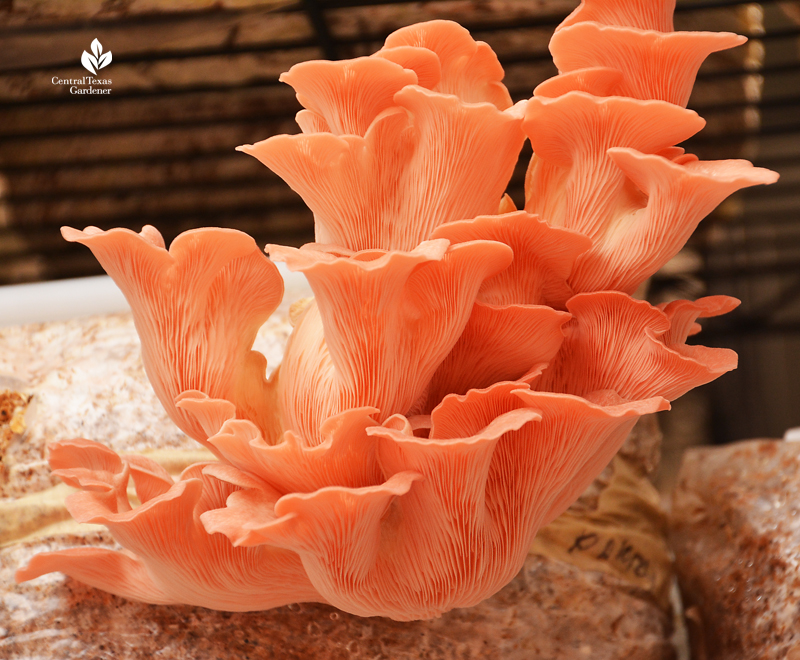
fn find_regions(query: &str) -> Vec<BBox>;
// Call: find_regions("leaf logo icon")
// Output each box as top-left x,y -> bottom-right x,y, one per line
81,38 -> 112,76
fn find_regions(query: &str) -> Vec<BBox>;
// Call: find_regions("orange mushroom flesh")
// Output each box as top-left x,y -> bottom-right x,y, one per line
18,8 -> 777,621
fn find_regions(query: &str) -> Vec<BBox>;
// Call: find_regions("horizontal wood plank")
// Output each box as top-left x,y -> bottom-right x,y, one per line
3,153 -> 269,197
0,119 -> 297,167
0,85 -> 300,137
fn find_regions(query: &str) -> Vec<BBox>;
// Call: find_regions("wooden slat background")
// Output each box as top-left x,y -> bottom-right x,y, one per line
0,0 -> 798,442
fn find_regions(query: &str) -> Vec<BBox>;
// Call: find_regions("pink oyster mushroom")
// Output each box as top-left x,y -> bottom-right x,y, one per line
18,7 -> 777,620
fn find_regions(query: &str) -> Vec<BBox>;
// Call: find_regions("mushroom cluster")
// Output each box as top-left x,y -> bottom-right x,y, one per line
17,0 -> 777,621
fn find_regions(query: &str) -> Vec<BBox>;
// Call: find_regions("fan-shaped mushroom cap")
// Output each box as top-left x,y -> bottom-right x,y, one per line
243,21 -> 523,253
526,6 -> 776,296
61,225 -> 284,447
426,213 -> 581,405
16,439 -> 320,611
525,92 -> 704,171
566,148 -> 779,293
550,24 -> 745,108
270,240 -> 512,443
201,379 -> 665,620
524,93 -> 704,241
521,92 -> 779,295
374,46 -> 442,90
536,292 -> 740,402
281,57 -> 418,137
422,302 -> 570,410
178,392 -> 383,493
242,87 -> 526,252
511,389 -> 669,527
380,20 -> 513,109
432,211 -> 592,309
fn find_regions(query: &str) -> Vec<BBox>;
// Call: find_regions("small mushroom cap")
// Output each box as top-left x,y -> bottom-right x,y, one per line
280,57 -> 418,137
382,20 -> 512,109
